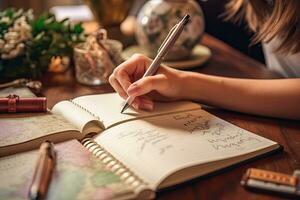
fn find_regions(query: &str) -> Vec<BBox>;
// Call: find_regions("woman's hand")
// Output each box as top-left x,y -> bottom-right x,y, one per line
109,54 -> 185,110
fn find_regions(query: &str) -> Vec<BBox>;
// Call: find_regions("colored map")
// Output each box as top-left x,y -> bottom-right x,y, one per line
0,113 -> 77,147
0,140 -> 134,200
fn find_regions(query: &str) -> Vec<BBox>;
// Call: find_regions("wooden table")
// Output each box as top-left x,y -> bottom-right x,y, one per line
42,34 -> 300,200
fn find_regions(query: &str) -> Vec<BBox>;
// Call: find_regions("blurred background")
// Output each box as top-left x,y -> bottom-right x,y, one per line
0,0 -> 265,64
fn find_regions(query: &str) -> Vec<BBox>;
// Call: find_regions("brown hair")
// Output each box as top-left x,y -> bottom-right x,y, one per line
225,0 -> 300,54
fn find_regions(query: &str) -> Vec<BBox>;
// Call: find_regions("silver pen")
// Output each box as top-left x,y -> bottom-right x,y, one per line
121,14 -> 190,113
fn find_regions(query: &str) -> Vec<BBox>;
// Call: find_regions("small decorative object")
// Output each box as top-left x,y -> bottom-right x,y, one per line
136,0 -> 205,61
120,16 -> 137,36
241,168 -> 300,198
84,0 -> 135,27
0,8 -> 85,81
48,56 -> 70,73
0,78 -> 42,93
0,94 -> 47,113
74,29 -> 123,85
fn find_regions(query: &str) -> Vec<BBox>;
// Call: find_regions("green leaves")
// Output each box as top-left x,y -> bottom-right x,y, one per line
73,23 -> 84,34
0,8 -> 86,81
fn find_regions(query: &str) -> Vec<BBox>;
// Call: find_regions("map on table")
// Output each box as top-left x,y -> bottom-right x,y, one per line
0,139 -> 133,200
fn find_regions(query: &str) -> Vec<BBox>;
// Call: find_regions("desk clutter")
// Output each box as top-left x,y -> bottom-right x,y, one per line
0,92 -> 282,199
73,29 -> 123,86
0,78 -> 42,93
0,86 -> 133,199
28,141 -> 56,200
0,79 -> 45,113
241,168 -> 300,198
0,8 -> 84,82
0,95 -> 47,113
0,2 -> 294,200
0,140 -> 133,200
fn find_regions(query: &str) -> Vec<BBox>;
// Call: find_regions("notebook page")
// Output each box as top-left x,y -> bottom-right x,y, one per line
94,109 -> 278,189
52,100 -> 103,133
72,93 -> 201,129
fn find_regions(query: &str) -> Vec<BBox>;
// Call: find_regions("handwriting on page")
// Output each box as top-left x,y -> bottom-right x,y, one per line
173,113 -> 209,133
172,112 -> 210,134
117,129 -> 173,156
172,112 -> 263,151
206,130 -> 262,150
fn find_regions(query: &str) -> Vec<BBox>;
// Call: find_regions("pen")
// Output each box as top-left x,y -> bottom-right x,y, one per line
121,14 -> 190,113
29,141 -> 56,200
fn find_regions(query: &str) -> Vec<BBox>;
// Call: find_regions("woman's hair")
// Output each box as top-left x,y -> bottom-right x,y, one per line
225,0 -> 300,54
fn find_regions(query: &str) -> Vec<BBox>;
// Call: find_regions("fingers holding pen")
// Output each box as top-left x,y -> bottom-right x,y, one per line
125,75 -> 167,111
127,74 -> 167,97
108,75 -> 128,100
109,54 -> 151,99
139,96 -> 154,111
109,69 -> 154,111
130,96 -> 154,111
109,54 -> 162,111
112,68 -> 132,93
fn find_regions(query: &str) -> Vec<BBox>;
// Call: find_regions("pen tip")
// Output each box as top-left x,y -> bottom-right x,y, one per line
183,14 -> 190,25
121,103 -> 130,114
29,191 -> 40,200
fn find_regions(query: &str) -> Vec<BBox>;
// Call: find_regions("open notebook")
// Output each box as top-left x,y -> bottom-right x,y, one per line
0,93 -> 281,199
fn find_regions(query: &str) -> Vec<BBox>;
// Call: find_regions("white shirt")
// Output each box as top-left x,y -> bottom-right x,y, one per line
263,39 -> 300,78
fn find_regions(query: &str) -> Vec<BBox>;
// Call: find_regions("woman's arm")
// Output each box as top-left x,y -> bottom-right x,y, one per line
181,72 -> 300,120
109,54 -> 300,120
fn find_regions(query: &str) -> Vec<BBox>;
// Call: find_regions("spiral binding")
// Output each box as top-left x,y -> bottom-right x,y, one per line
71,98 -> 155,198
81,138 -> 152,195
69,99 -> 103,123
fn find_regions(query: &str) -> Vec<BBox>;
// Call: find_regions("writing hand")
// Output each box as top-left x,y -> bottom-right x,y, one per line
109,54 -> 185,110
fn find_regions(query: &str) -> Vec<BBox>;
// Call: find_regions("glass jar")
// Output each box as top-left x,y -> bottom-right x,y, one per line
74,39 -> 122,86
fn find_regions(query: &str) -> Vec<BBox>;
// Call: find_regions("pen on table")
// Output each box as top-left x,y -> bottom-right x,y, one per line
29,141 -> 56,200
121,14 -> 190,113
